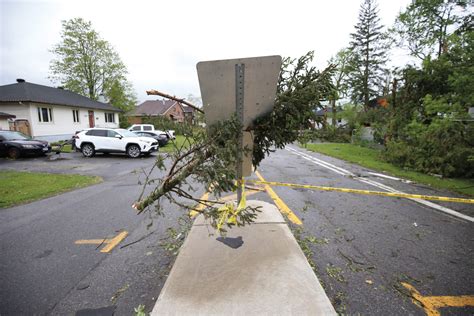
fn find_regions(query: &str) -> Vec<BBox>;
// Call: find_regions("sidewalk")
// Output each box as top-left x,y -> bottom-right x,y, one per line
151,200 -> 336,315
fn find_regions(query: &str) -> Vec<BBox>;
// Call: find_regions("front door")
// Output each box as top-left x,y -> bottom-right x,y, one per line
88,111 -> 95,128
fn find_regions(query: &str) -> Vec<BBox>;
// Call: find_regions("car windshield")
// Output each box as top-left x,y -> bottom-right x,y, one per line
116,129 -> 140,137
1,131 -> 31,141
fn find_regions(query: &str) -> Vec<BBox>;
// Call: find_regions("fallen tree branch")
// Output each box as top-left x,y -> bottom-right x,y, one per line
146,89 -> 204,113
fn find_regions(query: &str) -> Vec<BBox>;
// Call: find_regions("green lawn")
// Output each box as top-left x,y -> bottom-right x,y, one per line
0,170 -> 102,208
303,143 -> 474,197
159,135 -> 193,153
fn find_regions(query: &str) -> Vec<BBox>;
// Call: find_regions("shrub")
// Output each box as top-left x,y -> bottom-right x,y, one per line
384,118 -> 474,178
298,126 -> 351,144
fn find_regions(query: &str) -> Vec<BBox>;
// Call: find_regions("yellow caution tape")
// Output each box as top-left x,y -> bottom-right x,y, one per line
237,179 -> 247,210
216,179 -> 246,232
246,180 -> 474,205
255,171 -> 303,225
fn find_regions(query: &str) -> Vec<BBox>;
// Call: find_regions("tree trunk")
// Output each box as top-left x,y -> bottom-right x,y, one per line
364,37 -> 370,110
331,98 -> 337,126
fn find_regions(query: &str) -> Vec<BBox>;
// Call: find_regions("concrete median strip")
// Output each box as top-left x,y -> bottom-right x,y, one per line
151,200 -> 336,315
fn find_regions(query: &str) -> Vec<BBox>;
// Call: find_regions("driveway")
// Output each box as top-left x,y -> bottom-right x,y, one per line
0,151 -> 159,180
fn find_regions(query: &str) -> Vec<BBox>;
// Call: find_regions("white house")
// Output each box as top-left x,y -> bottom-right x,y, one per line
0,79 -> 121,141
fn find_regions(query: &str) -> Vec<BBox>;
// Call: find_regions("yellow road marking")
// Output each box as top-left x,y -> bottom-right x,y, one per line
189,191 -> 209,217
246,180 -> 474,205
255,171 -> 302,225
402,282 -> 474,316
75,231 -> 128,253
189,190 -> 262,217
218,189 -> 261,202
100,231 -> 128,253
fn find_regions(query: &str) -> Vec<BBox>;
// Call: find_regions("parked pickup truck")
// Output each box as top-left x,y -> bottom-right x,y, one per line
128,124 -> 175,140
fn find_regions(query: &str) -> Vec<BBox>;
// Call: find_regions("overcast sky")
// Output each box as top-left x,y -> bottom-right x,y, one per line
1,0 -> 412,103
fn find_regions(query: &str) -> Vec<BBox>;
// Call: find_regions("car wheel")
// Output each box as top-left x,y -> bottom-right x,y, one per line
7,147 -> 20,159
127,144 -> 141,158
81,144 -> 95,157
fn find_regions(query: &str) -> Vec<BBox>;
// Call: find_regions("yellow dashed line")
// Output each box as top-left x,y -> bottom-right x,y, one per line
402,282 -> 474,316
255,171 -> 302,225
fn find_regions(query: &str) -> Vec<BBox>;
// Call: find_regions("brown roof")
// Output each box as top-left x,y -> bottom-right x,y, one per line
129,99 -> 177,116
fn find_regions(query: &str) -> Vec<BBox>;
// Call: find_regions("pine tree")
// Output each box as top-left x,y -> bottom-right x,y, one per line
348,0 -> 388,109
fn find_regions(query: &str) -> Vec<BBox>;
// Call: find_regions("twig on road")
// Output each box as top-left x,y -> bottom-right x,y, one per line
120,231 -> 155,249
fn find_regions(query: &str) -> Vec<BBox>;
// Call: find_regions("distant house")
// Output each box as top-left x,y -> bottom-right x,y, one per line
127,99 -> 189,124
0,79 -> 121,141
182,105 -> 195,124
313,107 -> 346,129
368,97 -> 388,109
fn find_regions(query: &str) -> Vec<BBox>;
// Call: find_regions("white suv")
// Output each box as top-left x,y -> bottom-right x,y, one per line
75,128 -> 159,158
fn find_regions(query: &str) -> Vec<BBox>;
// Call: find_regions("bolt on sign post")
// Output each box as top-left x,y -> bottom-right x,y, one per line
197,55 -> 282,203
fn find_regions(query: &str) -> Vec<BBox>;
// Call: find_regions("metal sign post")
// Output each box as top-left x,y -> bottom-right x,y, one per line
235,63 -> 245,203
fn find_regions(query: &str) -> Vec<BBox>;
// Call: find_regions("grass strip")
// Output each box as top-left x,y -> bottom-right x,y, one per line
0,170 -> 102,208
159,135 -> 192,153
303,143 -> 474,197
51,144 -> 73,153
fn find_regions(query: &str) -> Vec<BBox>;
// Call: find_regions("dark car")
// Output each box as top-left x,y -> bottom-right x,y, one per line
133,131 -> 169,147
0,131 -> 51,159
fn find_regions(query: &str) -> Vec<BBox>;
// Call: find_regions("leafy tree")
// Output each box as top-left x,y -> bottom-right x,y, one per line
392,0 -> 468,60
328,48 -> 352,126
384,21 -> 474,177
49,18 -> 136,111
108,80 -> 137,111
108,80 -> 137,127
348,0 -> 388,109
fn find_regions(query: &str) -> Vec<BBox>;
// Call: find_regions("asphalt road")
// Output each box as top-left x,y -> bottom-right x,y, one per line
1,147 -> 473,315
250,145 -> 474,315
0,152 -> 189,315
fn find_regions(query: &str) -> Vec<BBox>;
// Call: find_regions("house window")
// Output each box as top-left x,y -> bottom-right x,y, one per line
37,107 -> 53,122
73,110 -> 80,123
105,113 -> 115,123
